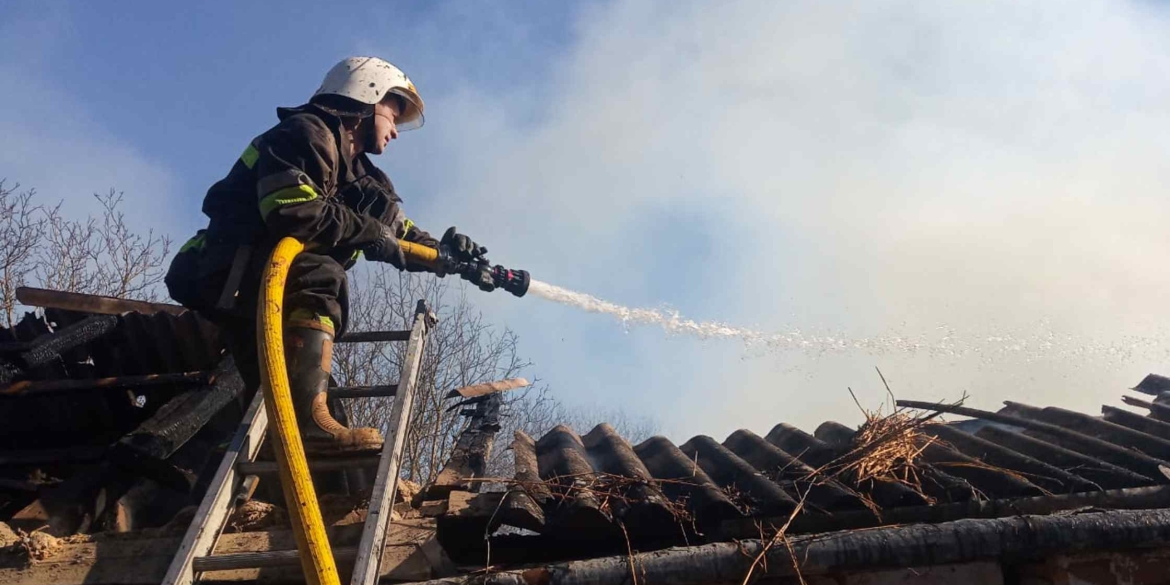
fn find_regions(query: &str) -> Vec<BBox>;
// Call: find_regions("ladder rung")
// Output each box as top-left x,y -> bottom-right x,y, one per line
336,330 -> 410,343
330,385 -> 398,399
237,455 -> 380,475
193,547 -> 356,572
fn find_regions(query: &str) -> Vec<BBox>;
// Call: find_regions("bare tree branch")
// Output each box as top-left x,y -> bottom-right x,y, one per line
335,264 -> 660,485
0,181 -> 174,324
0,181 -> 44,328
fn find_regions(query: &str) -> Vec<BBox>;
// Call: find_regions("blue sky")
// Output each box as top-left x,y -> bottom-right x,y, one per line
0,1 -> 581,228
5,0 -> 1170,442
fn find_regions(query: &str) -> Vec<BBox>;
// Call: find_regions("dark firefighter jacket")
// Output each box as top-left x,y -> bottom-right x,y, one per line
167,103 -> 436,317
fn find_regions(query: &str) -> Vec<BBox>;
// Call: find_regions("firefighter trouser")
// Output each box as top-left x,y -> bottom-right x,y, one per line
168,246 -> 349,391
215,252 -> 348,392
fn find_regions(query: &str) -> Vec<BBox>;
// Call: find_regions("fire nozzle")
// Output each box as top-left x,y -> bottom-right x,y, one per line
398,239 -> 530,298
489,264 -> 530,297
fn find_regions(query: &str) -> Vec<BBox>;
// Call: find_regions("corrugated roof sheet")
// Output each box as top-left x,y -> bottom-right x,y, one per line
0,308 -> 222,448
489,385 -> 1170,544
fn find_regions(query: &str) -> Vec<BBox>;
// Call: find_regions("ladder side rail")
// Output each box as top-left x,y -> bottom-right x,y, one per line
349,303 -> 430,585
162,391 -> 268,585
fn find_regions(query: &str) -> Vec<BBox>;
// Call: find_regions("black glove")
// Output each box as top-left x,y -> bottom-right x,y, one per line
441,227 -> 487,262
364,224 -> 407,269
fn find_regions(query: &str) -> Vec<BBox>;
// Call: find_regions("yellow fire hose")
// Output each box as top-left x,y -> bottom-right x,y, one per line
399,240 -> 440,267
398,239 -> 531,297
257,237 -> 339,585
255,236 -> 528,584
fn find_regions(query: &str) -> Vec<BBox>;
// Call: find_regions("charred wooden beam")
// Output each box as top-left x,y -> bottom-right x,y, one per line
0,314 -> 120,386
18,314 -> 119,368
0,371 -> 209,396
114,358 -> 243,463
418,508 -> 1170,585
426,394 -> 503,499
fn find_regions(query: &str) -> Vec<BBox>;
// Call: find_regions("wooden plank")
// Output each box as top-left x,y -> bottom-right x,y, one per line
349,305 -> 429,585
161,391 -> 268,585
444,377 -> 529,399
16,286 -> 187,316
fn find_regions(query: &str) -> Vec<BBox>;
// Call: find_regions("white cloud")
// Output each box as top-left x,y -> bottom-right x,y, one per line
407,0 -> 1170,440
0,10 -> 181,234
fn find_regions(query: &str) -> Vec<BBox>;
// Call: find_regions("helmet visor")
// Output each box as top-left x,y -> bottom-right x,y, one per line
388,88 -> 425,131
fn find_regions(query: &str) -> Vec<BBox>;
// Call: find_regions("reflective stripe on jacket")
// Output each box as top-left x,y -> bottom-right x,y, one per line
199,104 -> 382,253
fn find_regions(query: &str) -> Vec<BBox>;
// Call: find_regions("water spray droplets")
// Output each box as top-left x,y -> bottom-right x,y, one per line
525,279 -> 1170,365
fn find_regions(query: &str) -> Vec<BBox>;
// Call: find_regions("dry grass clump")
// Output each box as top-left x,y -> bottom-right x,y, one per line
802,371 -> 966,509
839,407 -> 940,489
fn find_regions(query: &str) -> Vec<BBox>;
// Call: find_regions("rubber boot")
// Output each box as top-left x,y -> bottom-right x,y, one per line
285,324 -> 384,453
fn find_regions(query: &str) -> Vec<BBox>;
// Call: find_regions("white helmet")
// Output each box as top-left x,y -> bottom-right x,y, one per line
313,57 -> 425,131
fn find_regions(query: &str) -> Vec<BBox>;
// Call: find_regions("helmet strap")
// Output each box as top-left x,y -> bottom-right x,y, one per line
361,119 -> 381,153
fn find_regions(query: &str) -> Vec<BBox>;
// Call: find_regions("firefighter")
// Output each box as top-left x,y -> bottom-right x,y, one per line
165,57 -> 485,452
